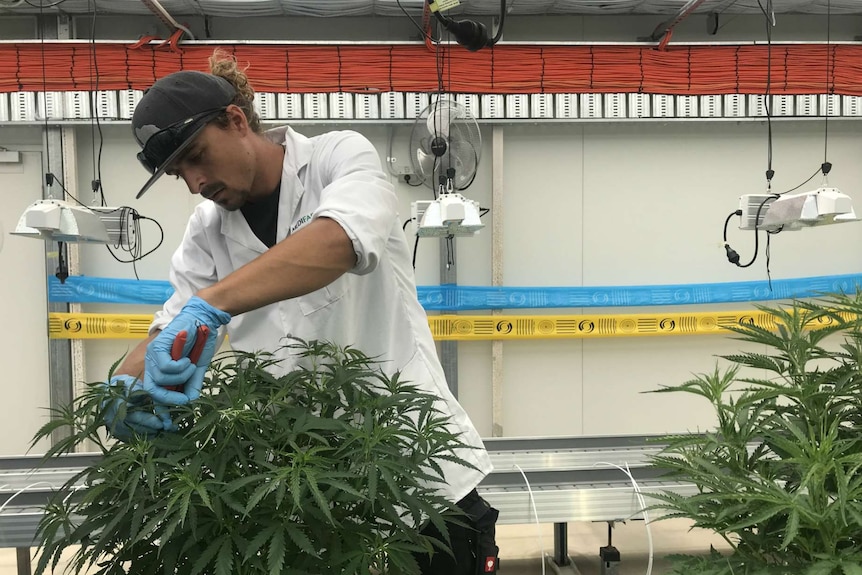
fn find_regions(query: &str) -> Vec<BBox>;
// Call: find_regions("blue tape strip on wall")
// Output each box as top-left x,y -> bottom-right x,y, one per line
48,274 -> 862,310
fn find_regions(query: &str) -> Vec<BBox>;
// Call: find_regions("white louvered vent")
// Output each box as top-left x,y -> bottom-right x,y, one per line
37,92 -> 64,120
506,94 -> 529,119
405,92 -> 430,119
381,92 -> 403,119
303,93 -> 328,119
723,94 -> 745,117
329,93 -> 353,119
676,96 -> 698,118
119,89 -> 143,119
278,94 -> 303,119
794,95 -> 816,116
456,94 -> 480,119
820,94 -> 840,117
64,92 -> 90,119
580,94 -> 602,118
603,94 -> 626,119
842,96 -> 862,116
627,94 -> 649,118
555,94 -> 577,118
481,95 -> 504,119
11,92 -> 35,121
772,95 -> 793,116
652,95 -> 674,117
700,95 -> 721,117
93,91 -> 118,119
748,95 -> 767,117
254,92 -> 277,120
354,94 -> 379,119
530,94 -> 553,119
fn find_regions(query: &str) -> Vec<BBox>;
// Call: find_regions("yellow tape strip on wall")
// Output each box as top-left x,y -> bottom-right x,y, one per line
48,310 -> 829,341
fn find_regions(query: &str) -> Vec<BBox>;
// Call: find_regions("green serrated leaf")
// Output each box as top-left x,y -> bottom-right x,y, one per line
267,528 -> 285,575
283,524 -> 318,557
215,537 -> 233,575
190,535 -> 227,575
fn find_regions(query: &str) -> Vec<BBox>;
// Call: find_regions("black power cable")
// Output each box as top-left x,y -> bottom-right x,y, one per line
725,1 -> 837,274
723,195 -> 776,269
395,0 -> 508,52
430,0 -> 507,52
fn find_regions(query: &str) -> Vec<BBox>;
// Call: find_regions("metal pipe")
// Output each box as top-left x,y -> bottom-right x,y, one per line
648,0 -> 710,43
139,0 -> 196,40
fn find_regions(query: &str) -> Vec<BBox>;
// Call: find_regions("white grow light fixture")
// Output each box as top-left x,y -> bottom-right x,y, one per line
412,194 -> 484,237
739,186 -> 858,232
12,199 -> 110,243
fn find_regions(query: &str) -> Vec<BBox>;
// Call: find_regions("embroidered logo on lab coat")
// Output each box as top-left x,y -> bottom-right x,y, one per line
291,213 -> 314,233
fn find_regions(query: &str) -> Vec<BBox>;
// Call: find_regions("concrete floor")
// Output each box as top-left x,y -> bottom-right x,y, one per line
492,519 -> 729,575
0,518 -> 728,574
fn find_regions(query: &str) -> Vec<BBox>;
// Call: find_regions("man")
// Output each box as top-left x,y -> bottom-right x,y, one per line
105,52 -> 497,574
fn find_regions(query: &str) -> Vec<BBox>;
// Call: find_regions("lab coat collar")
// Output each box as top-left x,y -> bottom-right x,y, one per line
219,126 -> 312,251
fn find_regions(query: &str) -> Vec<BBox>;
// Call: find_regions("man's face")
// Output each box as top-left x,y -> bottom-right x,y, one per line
165,111 -> 256,211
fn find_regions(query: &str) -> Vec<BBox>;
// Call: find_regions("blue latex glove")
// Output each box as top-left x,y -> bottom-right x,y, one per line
102,375 -> 165,441
144,296 -> 231,413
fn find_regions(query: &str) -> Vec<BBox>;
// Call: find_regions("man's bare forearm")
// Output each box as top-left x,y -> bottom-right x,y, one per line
117,332 -> 159,380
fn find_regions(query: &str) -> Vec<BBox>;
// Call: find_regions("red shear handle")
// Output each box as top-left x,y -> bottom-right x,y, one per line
165,325 -> 210,392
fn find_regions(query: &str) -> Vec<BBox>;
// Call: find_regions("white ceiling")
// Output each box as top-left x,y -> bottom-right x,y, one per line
1,0 -> 861,16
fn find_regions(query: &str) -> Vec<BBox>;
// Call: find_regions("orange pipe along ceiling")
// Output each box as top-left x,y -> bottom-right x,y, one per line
1,41 -> 860,96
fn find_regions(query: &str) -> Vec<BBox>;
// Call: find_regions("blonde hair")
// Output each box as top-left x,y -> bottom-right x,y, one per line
208,49 -> 262,133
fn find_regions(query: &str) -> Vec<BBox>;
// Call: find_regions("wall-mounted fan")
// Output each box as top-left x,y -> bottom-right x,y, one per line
409,98 -> 481,192
408,98 -> 484,237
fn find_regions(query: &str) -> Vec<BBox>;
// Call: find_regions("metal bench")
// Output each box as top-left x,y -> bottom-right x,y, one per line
1,435 -> 692,575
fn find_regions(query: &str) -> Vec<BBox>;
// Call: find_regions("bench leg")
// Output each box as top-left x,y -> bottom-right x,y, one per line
552,522 -> 569,566
16,547 -> 31,575
546,523 -> 582,574
599,522 -> 621,575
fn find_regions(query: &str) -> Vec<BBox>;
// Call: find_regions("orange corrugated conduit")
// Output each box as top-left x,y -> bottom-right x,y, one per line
1,42 -> 861,96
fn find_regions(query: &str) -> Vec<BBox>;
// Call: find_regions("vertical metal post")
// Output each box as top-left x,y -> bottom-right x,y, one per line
552,523 -> 570,566
439,237 -> 458,396
61,126 -> 91,451
43,118 -> 74,448
16,547 -> 31,575
491,126 -> 504,437
39,14 -> 74,446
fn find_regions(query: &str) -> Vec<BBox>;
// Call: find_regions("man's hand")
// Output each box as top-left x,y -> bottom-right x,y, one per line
102,375 -> 165,441
143,295 -> 231,407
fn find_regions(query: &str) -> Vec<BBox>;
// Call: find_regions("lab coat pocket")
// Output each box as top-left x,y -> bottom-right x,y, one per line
297,274 -> 350,315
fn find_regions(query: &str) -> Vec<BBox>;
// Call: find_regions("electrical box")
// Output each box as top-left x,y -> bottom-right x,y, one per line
0,150 -> 21,163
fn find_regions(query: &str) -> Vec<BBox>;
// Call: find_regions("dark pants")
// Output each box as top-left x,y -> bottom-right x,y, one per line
413,489 -> 500,575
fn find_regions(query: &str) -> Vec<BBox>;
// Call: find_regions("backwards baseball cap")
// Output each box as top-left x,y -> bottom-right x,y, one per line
132,70 -> 236,199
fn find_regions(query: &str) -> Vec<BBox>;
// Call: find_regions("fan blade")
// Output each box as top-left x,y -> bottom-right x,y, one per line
415,148 -> 437,182
426,100 -> 464,139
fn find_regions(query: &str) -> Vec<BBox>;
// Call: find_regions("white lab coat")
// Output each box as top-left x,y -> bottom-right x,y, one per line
151,126 -> 492,503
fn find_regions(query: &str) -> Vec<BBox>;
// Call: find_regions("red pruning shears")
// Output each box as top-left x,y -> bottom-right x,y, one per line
164,325 -> 210,392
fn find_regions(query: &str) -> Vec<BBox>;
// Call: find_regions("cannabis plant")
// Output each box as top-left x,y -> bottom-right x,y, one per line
647,293 -> 862,575
32,339 -> 473,575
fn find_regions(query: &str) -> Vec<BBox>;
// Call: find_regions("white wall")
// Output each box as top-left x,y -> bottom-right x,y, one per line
0,129 -> 51,455
63,118 -> 862,442
3,12 -> 862,454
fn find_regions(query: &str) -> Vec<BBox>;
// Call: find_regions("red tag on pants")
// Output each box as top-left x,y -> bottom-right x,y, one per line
484,556 -> 497,572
